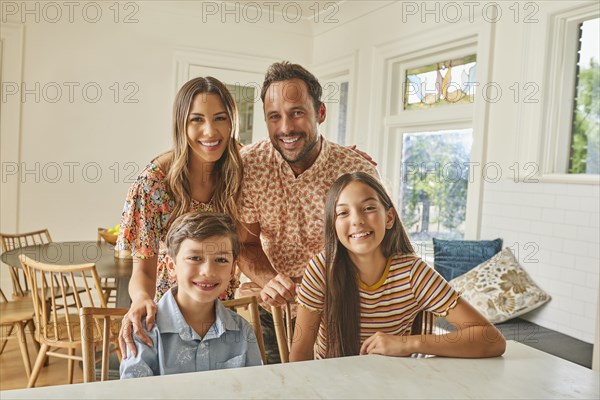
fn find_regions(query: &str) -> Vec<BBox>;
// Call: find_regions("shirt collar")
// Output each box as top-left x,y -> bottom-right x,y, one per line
272,135 -> 331,179
155,287 -> 241,341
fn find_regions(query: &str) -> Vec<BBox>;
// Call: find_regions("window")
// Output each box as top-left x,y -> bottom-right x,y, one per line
540,4 -> 600,181
313,55 -> 356,146
320,77 -> 350,145
384,45 -> 479,243
226,84 -> 256,145
569,18 -> 600,174
400,129 -> 473,240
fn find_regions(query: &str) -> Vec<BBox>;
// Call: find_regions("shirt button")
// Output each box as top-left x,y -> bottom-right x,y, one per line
200,343 -> 206,349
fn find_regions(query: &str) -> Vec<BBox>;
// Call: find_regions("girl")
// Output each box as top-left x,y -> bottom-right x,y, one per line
291,172 -> 506,360
117,77 -> 243,356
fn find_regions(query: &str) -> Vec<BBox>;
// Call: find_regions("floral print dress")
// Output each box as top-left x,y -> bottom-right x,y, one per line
116,163 -> 238,301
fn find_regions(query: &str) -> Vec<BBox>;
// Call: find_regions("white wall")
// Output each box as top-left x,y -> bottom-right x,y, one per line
311,1 -> 599,343
480,180 -> 599,342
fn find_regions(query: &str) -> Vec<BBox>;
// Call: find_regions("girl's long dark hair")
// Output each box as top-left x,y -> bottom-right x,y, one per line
324,172 -> 414,358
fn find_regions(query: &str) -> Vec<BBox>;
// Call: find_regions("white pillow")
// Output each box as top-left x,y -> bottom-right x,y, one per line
449,248 -> 551,324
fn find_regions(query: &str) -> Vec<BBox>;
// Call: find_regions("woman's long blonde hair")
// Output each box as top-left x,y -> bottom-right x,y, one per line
165,77 -> 243,227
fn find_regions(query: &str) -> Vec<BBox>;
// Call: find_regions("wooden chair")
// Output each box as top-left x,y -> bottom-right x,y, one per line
0,288 -> 38,379
79,307 -> 127,382
0,229 -> 83,310
19,255 -> 108,388
1,229 -> 52,298
271,306 -> 435,363
271,302 -> 294,363
222,296 -> 267,365
96,228 -> 118,306
411,310 -> 436,335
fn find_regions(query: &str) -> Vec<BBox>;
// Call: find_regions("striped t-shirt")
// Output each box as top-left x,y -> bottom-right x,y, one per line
297,252 -> 460,359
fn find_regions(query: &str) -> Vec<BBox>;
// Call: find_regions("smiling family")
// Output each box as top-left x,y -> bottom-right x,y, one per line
117,61 -> 506,378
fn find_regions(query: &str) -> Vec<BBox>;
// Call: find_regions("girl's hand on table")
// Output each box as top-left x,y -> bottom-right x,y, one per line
360,332 -> 413,357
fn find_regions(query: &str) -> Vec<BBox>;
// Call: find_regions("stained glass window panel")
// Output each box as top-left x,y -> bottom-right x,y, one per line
404,55 -> 477,110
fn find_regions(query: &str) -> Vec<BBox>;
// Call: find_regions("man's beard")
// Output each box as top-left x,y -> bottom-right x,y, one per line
275,131 -> 319,164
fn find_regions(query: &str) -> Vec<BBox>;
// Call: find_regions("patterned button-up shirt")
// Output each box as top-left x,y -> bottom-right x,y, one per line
120,287 -> 262,379
239,137 -> 378,279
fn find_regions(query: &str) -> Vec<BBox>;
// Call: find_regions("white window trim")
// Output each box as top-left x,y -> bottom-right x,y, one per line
312,52 -> 358,145
370,20 -> 495,240
525,2 -> 600,184
0,22 -> 24,234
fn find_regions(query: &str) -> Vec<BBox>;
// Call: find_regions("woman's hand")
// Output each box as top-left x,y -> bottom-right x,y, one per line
359,332 -> 413,357
347,145 -> 377,166
119,296 -> 157,357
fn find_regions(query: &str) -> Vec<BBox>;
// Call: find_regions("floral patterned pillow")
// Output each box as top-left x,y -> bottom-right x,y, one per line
449,248 -> 551,324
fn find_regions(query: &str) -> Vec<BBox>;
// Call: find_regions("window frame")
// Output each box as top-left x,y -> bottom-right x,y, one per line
540,3 -> 600,183
378,38 -> 489,240
312,53 -> 358,145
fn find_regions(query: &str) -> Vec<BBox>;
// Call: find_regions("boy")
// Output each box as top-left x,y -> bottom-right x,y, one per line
120,212 -> 262,378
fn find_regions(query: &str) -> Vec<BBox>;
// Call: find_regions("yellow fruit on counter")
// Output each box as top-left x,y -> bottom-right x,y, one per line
107,224 -> 120,235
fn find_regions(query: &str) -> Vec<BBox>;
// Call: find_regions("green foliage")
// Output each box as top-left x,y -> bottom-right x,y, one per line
570,59 -> 600,174
401,131 -> 470,240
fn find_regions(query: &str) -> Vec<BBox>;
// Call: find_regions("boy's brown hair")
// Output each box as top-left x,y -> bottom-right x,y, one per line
165,212 -> 240,260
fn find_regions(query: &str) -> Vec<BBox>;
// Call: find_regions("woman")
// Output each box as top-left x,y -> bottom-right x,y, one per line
116,77 -> 243,355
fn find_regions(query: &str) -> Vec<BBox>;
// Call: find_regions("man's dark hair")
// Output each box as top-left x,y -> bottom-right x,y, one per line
260,61 -> 323,113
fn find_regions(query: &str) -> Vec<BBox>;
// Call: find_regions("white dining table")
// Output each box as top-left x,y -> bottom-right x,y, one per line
1,341 -> 598,399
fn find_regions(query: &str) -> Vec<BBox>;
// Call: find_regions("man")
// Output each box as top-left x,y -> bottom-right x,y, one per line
236,61 -> 378,363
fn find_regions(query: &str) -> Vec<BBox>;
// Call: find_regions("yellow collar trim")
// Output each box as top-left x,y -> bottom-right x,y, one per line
358,256 -> 392,291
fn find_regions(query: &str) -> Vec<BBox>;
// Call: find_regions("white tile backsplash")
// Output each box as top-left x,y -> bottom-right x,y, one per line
481,179 -> 599,343
566,184 -> 600,197
564,210 -> 591,227
575,255 -> 600,274
541,208 -> 566,224
577,226 -> 600,244
571,285 -> 598,304
562,239 -> 590,256
552,224 -> 579,240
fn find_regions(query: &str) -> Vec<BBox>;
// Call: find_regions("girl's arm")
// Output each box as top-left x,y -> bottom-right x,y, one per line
289,306 -> 321,362
360,298 -> 506,358
118,257 -> 158,357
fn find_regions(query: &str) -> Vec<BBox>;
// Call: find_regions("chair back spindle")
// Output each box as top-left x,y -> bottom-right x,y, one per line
80,307 -> 128,382
272,301 -> 295,363
18,255 -> 107,388
222,296 -> 267,365
1,229 -> 52,298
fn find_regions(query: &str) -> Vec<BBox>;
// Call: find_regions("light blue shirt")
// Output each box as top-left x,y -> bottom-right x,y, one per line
120,287 -> 262,379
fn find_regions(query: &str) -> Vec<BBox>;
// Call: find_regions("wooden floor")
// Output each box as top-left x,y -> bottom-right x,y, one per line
0,335 -> 83,391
